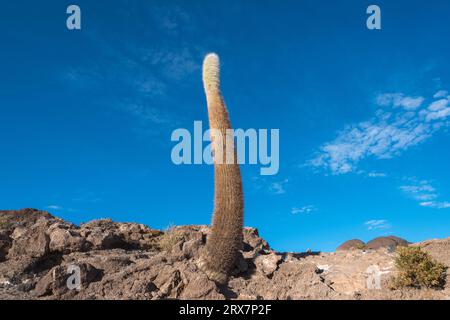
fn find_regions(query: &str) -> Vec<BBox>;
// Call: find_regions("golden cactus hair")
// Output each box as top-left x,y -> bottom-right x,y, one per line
197,53 -> 244,284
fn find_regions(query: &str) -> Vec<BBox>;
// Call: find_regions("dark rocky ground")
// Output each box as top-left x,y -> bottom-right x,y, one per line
0,208 -> 449,300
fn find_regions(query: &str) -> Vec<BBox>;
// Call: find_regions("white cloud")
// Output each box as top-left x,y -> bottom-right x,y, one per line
426,108 -> 450,122
399,182 -> 435,196
308,111 -> 432,174
45,205 -> 77,213
309,90 -> 449,175
424,98 -> 450,122
400,178 -> 450,209
46,205 -> 62,210
251,176 -> 289,195
427,99 -> 448,112
419,201 -> 450,209
367,171 -> 387,178
365,219 -> 391,230
376,93 -> 425,110
433,90 -> 448,98
291,205 -> 317,215
269,179 -> 289,194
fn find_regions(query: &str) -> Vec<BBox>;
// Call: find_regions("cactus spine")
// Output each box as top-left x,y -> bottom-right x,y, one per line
198,53 -> 244,284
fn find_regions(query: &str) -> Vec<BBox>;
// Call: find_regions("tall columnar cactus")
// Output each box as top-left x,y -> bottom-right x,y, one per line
198,53 -> 244,284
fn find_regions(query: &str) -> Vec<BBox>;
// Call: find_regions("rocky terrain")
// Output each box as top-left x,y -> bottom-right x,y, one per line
0,208 -> 449,300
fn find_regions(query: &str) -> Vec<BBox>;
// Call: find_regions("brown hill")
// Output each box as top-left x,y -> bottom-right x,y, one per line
336,239 -> 365,251
366,236 -> 409,250
336,236 -> 409,252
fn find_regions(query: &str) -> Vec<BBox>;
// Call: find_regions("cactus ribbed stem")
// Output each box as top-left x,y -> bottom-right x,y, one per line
198,53 -> 244,284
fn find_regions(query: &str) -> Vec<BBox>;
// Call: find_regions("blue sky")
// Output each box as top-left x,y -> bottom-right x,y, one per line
1,0 -> 449,252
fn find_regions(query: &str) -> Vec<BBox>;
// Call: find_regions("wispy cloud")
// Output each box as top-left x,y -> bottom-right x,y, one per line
150,47 -> 200,81
365,219 -> 391,231
399,178 -> 450,209
399,180 -> 436,200
63,5 -> 202,134
45,205 -> 76,213
377,93 -> 425,111
308,90 -> 450,174
251,176 -> 289,195
433,90 -> 448,99
46,205 -> 63,210
151,5 -> 192,33
291,205 -> 317,215
269,179 -> 289,194
419,201 -> 450,209
366,171 -> 387,178
422,98 -> 450,122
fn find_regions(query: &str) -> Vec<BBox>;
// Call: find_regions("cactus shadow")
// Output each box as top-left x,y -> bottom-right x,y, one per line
217,284 -> 239,299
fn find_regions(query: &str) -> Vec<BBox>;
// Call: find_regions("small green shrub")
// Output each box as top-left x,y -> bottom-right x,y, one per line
158,225 -> 185,252
391,246 -> 447,289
